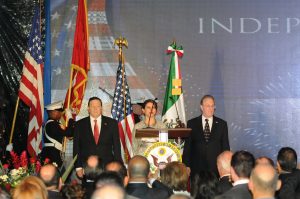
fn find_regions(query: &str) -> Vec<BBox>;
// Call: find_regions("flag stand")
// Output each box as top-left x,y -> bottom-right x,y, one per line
9,97 -> 20,144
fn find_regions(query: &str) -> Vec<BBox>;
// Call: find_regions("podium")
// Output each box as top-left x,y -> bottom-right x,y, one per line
135,128 -> 191,139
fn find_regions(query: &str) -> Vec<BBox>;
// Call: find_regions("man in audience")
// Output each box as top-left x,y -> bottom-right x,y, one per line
83,155 -> 103,199
216,150 -> 233,194
92,183 -> 125,199
105,160 -> 129,186
276,147 -> 300,199
255,156 -> 275,167
215,150 -> 255,199
38,163 -> 63,199
248,164 -> 281,199
126,155 -> 169,199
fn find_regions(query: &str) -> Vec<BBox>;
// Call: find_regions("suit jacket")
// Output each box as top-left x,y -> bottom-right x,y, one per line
215,183 -> 252,199
48,190 -> 64,199
182,115 -> 230,177
126,183 -> 169,199
277,169 -> 300,199
73,116 -> 122,168
217,176 -> 233,194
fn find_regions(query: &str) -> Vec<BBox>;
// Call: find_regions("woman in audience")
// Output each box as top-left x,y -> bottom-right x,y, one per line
61,184 -> 85,199
12,176 -> 48,199
191,171 -> 219,199
159,161 -> 190,196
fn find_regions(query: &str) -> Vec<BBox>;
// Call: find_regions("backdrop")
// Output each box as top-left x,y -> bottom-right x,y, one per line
50,0 -> 300,160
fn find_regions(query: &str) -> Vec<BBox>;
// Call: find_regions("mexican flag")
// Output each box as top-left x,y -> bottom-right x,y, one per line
162,42 -> 186,128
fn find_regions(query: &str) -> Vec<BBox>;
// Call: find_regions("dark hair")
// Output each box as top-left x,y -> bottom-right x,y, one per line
88,97 -> 102,106
191,171 -> 219,199
105,161 -> 127,180
231,150 -> 255,178
94,171 -> 124,189
277,147 -> 297,172
61,184 -> 85,199
142,99 -> 157,109
200,95 -> 215,105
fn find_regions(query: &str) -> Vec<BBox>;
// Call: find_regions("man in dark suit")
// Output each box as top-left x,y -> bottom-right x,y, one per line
215,150 -> 255,199
276,147 -> 300,199
217,151 -> 233,194
38,163 -> 63,199
126,155 -> 169,199
73,97 -> 122,178
183,95 -> 230,178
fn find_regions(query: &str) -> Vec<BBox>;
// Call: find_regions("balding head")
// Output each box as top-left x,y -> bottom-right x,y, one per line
217,151 -> 233,177
38,164 -> 61,190
249,164 -> 281,199
128,155 -> 150,181
92,184 -> 125,199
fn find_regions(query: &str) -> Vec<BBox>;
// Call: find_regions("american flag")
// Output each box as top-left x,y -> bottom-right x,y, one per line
18,7 -> 44,157
111,60 -> 134,160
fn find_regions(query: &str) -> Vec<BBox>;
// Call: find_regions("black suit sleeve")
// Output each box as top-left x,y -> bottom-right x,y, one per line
182,120 -> 192,167
111,119 -> 123,162
73,121 -> 82,168
221,121 -> 230,151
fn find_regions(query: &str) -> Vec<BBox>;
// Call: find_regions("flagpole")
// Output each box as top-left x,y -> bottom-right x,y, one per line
9,97 -> 20,144
114,37 -> 129,161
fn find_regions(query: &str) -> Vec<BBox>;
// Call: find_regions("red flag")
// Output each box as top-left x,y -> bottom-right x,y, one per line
64,0 -> 90,115
18,7 -> 44,157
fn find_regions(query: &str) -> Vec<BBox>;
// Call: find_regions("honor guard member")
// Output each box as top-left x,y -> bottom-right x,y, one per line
40,101 -> 75,169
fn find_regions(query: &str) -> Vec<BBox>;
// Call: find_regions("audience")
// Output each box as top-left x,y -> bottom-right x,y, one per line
216,150 -> 233,194
248,163 -> 281,199
126,155 -> 169,199
12,176 -> 48,199
191,171 -> 219,199
38,163 -> 63,199
105,160 -> 129,186
276,147 -> 300,199
169,194 -> 191,199
83,155 -> 103,199
215,150 -> 255,199
92,183 -> 125,199
61,184 -> 85,199
255,156 -> 275,167
158,161 -> 189,196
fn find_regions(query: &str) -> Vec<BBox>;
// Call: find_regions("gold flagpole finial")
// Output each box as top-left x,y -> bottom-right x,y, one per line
114,37 -> 128,49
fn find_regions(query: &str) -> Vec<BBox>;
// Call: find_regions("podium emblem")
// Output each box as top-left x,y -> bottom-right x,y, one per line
144,142 -> 181,172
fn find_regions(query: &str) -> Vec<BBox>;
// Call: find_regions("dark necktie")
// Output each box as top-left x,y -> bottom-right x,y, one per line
204,119 -> 210,142
94,119 -> 100,144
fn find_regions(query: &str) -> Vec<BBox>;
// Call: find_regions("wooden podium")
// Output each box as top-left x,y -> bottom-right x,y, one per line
135,128 -> 191,139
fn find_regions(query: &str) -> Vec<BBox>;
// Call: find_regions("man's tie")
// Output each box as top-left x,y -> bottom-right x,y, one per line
94,119 -> 100,144
204,119 -> 210,142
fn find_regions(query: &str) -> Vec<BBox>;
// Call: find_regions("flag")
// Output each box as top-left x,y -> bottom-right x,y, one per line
162,42 -> 186,128
18,6 -> 44,157
111,60 -> 135,160
64,0 -> 89,116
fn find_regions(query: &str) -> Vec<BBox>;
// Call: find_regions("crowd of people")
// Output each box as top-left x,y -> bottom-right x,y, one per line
1,146 -> 300,199
1,95 -> 299,199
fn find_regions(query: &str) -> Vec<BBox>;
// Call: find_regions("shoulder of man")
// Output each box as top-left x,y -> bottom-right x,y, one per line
213,116 -> 227,124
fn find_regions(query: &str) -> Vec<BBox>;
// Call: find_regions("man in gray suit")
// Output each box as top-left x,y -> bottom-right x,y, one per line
215,150 -> 255,199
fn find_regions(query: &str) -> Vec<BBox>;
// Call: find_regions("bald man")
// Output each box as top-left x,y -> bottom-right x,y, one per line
216,150 -> 233,194
126,155 -> 168,199
92,184 -> 125,199
38,163 -> 63,199
248,164 -> 281,199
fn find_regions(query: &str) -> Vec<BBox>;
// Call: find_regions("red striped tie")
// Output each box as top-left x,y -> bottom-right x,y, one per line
94,119 -> 100,144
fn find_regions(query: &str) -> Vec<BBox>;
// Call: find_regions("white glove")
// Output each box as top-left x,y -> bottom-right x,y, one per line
65,108 -> 73,119
6,143 -> 13,152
